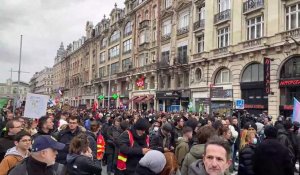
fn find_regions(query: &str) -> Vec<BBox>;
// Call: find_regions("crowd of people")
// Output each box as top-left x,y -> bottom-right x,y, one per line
0,105 -> 299,175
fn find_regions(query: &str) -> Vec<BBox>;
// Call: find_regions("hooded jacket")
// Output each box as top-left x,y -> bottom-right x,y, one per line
134,150 -> 166,175
181,144 -> 204,175
0,146 -> 29,175
188,159 -> 209,175
66,154 -> 102,175
0,134 -> 15,161
175,138 -> 189,168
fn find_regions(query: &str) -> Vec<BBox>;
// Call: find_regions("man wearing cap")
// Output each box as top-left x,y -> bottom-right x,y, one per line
117,118 -> 151,175
8,135 -> 66,175
150,123 -> 175,153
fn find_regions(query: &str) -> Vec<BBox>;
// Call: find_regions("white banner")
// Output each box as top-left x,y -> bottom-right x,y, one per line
24,93 -> 50,119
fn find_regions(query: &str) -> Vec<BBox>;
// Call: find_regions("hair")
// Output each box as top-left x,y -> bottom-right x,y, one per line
68,115 -> 80,122
182,126 -> 193,134
14,130 -> 31,142
38,116 -> 50,129
197,125 -> 217,144
120,120 -> 129,131
6,119 -> 21,130
218,126 -> 230,136
69,133 -> 90,154
204,135 -> 231,160
239,129 -> 256,149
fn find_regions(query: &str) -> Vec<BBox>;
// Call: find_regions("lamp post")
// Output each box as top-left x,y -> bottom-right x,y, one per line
13,35 -> 23,117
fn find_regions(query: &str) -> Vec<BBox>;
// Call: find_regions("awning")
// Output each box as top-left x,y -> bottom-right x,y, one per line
128,96 -> 139,103
140,95 -> 154,103
133,96 -> 147,103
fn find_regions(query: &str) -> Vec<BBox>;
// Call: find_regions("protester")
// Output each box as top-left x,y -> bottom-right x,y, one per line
0,119 -> 23,161
0,131 -> 31,175
188,135 -> 232,175
134,150 -> 166,175
117,118 -> 150,175
33,116 -> 54,138
150,123 -> 175,153
8,135 -> 65,175
66,133 -> 102,175
175,126 -> 193,168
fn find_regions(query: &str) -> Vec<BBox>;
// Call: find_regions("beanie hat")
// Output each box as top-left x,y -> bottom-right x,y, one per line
162,123 -> 173,132
264,125 -> 278,139
139,150 -> 166,174
134,118 -> 150,131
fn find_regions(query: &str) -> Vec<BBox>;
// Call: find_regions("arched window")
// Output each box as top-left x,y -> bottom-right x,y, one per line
124,22 -> 132,36
241,63 -> 263,82
101,37 -> 107,47
195,68 -> 202,81
280,57 -> 300,79
110,30 -> 120,43
215,68 -> 232,84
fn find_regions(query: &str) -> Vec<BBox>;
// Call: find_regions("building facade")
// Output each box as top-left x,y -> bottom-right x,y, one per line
49,0 -> 300,118
30,67 -> 54,95
0,79 -> 29,101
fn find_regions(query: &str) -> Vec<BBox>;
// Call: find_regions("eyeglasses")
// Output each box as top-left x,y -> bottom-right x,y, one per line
20,139 -> 32,143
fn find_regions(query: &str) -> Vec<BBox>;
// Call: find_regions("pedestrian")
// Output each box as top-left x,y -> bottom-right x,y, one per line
117,118 -> 151,175
134,150 -> 166,175
150,123 -> 175,153
66,133 -> 102,175
33,116 -> 54,138
0,130 -> 31,175
8,135 -> 66,175
188,135 -> 232,175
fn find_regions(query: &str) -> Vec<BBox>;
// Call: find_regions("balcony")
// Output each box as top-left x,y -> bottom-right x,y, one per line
175,56 -> 188,65
243,0 -> 264,14
138,42 -> 150,52
139,20 -> 150,30
161,33 -> 171,42
214,9 -> 231,24
280,27 -> 300,40
193,19 -> 205,31
100,45 -> 106,50
158,58 -> 170,68
242,38 -> 262,48
131,63 -> 157,74
213,47 -> 228,55
177,26 -> 189,36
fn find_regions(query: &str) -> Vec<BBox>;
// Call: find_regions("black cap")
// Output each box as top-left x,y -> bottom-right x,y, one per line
134,118 -> 150,131
32,135 -> 65,152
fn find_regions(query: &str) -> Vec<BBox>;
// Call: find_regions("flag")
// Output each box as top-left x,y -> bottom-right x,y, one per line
292,98 -> 300,122
93,99 -> 99,112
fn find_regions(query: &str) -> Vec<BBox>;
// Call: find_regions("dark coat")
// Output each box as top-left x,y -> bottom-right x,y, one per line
150,129 -> 174,153
238,144 -> 256,175
277,129 -> 295,161
118,128 -> 149,174
134,164 -> 158,175
253,139 -> 294,175
66,154 -> 102,175
8,156 -> 65,175
0,134 -> 15,162
106,125 -> 123,154
57,126 -> 96,164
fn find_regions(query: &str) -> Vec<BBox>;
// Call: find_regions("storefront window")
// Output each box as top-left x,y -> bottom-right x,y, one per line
241,63 -> 264,82
215,68 -> 232,84
280,57 -> 300,79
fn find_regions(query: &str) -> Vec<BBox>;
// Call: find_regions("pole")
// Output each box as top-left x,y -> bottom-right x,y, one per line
13,35 -> 23,116
107,64 -> 111,109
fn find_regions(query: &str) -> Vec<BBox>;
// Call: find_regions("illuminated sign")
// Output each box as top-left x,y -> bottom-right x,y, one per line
279,79 -> 300,87
136,77 -> 145,89
264,57 -> 271,94
244,104 -> 266,109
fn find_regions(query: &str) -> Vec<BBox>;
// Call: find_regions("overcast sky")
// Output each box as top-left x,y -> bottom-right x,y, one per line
0,0 -> 124,84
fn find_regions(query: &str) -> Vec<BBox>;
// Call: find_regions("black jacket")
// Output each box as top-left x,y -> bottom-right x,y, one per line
134,164 -> 158,175
57,126 -> 96,164
8,156 -> 65,175
118,128 -> 149,173
253,139 -> 294,175
66,154 -> 102,175
0,134 -> 15,161
238,144 -> 256,175
150,129 -> 174,153
277,129 -> 295,161
106,125 -> 123,154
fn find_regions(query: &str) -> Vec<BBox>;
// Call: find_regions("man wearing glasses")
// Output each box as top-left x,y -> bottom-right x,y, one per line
0,130 -> 31,175
0,119 -> 23,161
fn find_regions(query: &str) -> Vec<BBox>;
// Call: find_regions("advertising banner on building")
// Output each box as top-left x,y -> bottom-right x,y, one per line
24,93 -> 49,119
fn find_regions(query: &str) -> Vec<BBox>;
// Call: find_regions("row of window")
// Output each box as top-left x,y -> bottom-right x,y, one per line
100,39 -> 132,63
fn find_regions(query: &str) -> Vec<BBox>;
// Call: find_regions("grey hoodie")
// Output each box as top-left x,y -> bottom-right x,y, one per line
181,144 -> 205,175
139,150 -> 166,174
188,159 -> 208,175
5,146 -> 29,158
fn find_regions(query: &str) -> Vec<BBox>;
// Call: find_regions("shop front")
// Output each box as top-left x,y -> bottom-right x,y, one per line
279,56 -> 300,117
210,86 -> 233,116
156,90 -> 190,112
191,88 -> 210,114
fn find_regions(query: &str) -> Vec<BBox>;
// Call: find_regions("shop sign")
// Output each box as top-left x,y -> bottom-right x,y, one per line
279,79 -> 300,87
136,77 -> 145,89
211,87 -> 232,98
244,104 -> 266,109
264,57 -> 271,94
283,105 -> 293,110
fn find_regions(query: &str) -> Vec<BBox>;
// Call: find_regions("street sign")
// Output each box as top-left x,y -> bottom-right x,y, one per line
235,99 -> 245,109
